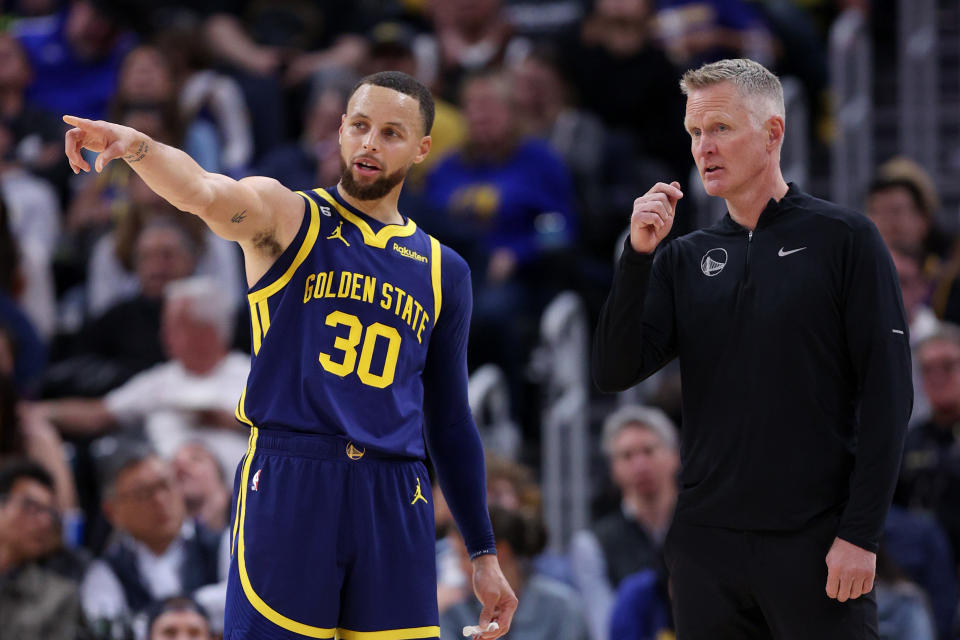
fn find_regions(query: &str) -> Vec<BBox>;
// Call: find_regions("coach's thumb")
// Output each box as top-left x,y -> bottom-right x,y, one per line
95,140 -> 125,173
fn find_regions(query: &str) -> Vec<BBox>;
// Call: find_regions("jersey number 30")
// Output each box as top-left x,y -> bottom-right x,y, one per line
318,311 -> 402,389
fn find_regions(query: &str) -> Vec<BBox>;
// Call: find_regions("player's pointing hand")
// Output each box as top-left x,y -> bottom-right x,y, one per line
471,554 -> 517,639
62,115 -> 147,174
630,181 -> 683,254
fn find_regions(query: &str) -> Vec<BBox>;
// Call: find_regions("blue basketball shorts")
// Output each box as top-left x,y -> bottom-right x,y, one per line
224,427 -> 440,640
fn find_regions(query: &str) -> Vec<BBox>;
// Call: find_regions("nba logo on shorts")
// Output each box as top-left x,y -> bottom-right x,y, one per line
251,469 -> 262,491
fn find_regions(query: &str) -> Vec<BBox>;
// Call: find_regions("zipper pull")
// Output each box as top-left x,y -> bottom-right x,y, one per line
748,230 -> 753,242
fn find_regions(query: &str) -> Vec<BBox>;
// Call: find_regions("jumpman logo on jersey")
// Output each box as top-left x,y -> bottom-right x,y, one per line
326,221 -> 350,246
410,477 -> 428,505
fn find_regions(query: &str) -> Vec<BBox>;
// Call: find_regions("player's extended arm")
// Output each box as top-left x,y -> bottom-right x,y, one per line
62,115 -> 303,280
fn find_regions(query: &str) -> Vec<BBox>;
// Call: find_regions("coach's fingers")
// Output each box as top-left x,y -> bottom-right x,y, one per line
95,139 -> 126,173
862,572 -> 875,595
633,209 -> 667,230
847,575 -> 864,600
835,572 -> 853,603
825,565 -> 840,599
644,192 -> 676,217
647,181 -> 684,201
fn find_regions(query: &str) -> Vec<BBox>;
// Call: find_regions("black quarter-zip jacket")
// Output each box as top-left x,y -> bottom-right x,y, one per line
593,185 -> 913,552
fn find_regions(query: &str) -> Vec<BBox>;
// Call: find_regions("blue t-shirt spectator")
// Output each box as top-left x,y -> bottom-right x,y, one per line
14,4 -> 134,120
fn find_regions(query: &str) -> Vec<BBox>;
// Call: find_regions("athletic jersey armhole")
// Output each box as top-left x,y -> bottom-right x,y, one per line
247,191 -> 321,302
429,235 -> 442,321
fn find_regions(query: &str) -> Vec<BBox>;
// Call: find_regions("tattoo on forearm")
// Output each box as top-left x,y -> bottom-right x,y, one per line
231,209 -> 248,224
124,141 -> 149,163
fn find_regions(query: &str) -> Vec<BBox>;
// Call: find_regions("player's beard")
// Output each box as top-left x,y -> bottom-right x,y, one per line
339,156 -> 408,201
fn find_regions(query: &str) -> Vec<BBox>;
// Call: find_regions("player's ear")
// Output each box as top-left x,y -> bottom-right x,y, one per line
413,135 -> 432,165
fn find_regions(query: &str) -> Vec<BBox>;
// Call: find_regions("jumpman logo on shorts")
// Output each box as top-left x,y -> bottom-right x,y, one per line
326,221 -> 350,246
410,477 -> 428,505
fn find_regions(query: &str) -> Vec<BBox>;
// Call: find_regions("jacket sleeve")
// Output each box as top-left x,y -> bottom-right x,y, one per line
837,223 -> 913,552
592,237 -> 678,392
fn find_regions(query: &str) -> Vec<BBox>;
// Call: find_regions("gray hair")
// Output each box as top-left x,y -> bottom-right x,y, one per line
601,405 -> 678,455
164,276 -> 234,343
680,58 -> 785,123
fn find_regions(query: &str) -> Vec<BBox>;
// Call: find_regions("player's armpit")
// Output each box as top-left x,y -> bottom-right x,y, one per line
196,174 -> 303,251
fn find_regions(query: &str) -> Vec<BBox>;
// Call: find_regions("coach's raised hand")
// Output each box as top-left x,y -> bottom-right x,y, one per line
63,115 -> 147,174
630,181 -> 683,254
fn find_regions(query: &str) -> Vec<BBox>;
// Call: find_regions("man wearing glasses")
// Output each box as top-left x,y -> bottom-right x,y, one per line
0,459 -> 83,640
81,441 -> 228,637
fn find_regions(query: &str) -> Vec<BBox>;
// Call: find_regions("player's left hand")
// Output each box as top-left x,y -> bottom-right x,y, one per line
471,554 -> 517,639
825,537 -> 876,602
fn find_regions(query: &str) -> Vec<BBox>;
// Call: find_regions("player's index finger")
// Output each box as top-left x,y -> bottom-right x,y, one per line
62,114 -> 89,128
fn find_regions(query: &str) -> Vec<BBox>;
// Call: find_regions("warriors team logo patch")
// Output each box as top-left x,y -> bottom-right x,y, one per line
701,248 -> 728,277
251,469 -> 262,491
345,442 -> 365,460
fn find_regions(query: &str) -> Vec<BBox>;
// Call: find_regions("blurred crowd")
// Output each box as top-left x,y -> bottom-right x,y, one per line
0,0 -> 958,639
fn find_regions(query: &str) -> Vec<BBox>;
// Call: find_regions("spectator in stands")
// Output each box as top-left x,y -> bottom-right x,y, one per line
423,69 -> 577,411
45,216 -> 200,396
652,0 -> 775,69
891,248 -> 938,425
2,370 -> 77,511
62,100 -> 189,289
0,119 -> 59,340
147,595 -> 213,640
440,505 -> 589,640
364,21 -> 467,184
156,24 -> 255,176
570,405 -> 678,640
866,159 -> 944,266
0,32 -> 69,191
561,0 -> 690,186
202,0 -> 372,155
883,505 -> 956,640
255,74 -> 355,191
86,195 -> 243,319
81,441 -> 227,636
510,46 -> 644,265
897,326 -> 960,567
607,566 -> 673,640
0,459 -> 84,640
111,45 -> 221,172
423,0 -> 531,101
13,0 -> 134,120
42,276 -> 250,471
172,441 -> 231,533
874,546 -> 937,640
0,199 -> 47,395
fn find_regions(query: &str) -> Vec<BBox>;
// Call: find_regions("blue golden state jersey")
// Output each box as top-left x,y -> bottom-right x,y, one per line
235,187 -> 449,458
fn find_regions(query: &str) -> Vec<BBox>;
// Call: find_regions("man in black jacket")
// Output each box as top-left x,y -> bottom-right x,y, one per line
593,58 -> 912,639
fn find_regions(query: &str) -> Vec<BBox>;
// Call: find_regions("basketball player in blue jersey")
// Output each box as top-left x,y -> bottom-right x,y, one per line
63,71 -> 517,640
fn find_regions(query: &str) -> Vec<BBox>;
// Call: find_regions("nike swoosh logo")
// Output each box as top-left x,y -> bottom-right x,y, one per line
778,247 -> 807,257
